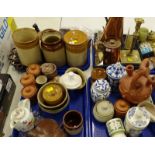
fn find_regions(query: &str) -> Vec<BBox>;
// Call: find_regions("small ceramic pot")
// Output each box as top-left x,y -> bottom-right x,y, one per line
27,64 -> 41,77
91,79 -> 111,103
124,107 -> 150,137
106,118 -> 126,137
60,71 -> 82,90
93,100 -> 114,122
65,67 -> 86,89
41,63 -> 57,80
106,62 -> 126,91
91,68 -> 106,83
10,99 -> 35,132
63,110 -> 83,135
114,99 -> 130,118
12,28 -> 42,66
21,85 -> 38,102
64,30 -> 88,67
139,27 -> 149,42
138,101 -> 155,122
36,75 -> 48,88
20,73 -> 35,87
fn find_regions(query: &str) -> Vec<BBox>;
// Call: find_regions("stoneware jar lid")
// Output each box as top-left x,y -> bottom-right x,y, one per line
91,68 -> 106,81
60,72 -> 82,90
106,62 -> 126,79
114,99 -> 130,113
126,107 -> 150,129
41,63 -> 57,74
93,79 -> 111,93
64,30 -> 87,46
103,39 -> 121,49
96,100 -> 114,117
42,83 -> 63,105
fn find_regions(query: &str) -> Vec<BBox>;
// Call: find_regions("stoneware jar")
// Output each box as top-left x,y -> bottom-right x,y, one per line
64,30 -> 88,67
106,118 -> 126,137
114,99 -> 130,118
63,110 -> 83,136
40,29 -> 66,67
106,62 -> 126,91
20,73 -> 35,87
124,107 -> 150,137
91,68 -> 106,83
12,28 -> 42,66
21,85 -> 38,101
93,100 -> 114,122
91,79 -> 111,103
27,64 -> 41,77
119,59 -> 155,104
10,99 -> 35,132
60,71 -> 82,90
41,63 -> 57,80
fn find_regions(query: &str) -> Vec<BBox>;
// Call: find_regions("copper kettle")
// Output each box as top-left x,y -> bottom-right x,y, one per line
119,59 -> 155,104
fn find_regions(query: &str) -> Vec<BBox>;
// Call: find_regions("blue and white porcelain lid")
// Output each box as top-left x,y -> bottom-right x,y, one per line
93,79 -> 111,93
126,107 -> 150,129
106,62 -> 126,79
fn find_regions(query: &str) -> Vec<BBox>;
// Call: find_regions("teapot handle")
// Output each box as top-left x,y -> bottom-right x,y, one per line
18,99 -> 31,110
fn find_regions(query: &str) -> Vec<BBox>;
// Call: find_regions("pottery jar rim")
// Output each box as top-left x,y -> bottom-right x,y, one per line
63,110 -> 83,130
103,39 -> 121,49
12,28 -> 39,49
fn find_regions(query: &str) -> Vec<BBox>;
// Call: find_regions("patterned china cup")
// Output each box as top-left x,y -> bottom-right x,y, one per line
10,99 -> 35,132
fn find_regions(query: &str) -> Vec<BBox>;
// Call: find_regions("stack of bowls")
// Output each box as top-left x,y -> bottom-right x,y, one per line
37,82 -> 69,114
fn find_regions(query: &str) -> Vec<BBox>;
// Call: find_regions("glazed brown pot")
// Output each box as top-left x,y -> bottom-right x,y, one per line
21,85 -> 38,102
27,64 -> 41,77
114,99 -> 130,118
20,73 -> 35,87
119,59 -> 155,104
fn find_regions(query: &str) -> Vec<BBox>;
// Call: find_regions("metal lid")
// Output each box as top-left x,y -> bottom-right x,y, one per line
103,39 -> 121,49
126,107 -> 150,129
96,100 -> 114,117
106,62 -> 126,79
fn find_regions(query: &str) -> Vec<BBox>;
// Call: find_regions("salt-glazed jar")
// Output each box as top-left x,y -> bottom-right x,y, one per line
124,107 -> 150,137
12,28 -> 42,66
60,72 -> 82,90
91,79 -> 111,103
114,99 -> 130,118
10,99 -> 35,132
93,100 -> 114,122
106,118 -> 126,137
40,29 -> 66,67
106,62 -> 126,91
64,30 -> 88,67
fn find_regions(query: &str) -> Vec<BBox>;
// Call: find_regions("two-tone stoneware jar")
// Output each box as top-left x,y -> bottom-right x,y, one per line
40,29 -> 66,67
12,28 -> 42,66
64,30 -> 88,67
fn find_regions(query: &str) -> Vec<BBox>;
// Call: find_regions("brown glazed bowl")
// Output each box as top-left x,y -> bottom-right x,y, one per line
114,99 -> 130,118
20,73 -> 35,87
63,110 -> 83,135
27,64 -> 41,77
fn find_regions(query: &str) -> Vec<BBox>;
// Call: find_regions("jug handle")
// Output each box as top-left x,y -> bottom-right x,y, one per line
18,99 -> 31,111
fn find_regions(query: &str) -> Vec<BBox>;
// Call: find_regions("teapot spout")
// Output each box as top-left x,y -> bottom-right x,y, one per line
126,65 -> 134,76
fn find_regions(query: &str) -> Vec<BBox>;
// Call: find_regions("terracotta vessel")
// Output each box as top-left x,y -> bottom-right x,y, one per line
20,73 -> 35,87
114,99 -> 130,118
27,64 -> 41,77
119,59 -> 155,104
27,119 -> 66,137
21,85 -> 38,101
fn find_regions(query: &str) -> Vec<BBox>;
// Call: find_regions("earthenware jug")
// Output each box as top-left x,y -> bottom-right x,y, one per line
10,99 -> 35,132
124,107 -> 150,137
119,59 -> 155,104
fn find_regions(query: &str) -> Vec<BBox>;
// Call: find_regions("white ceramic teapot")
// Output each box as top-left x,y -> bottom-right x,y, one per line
10,99 -> 35,132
